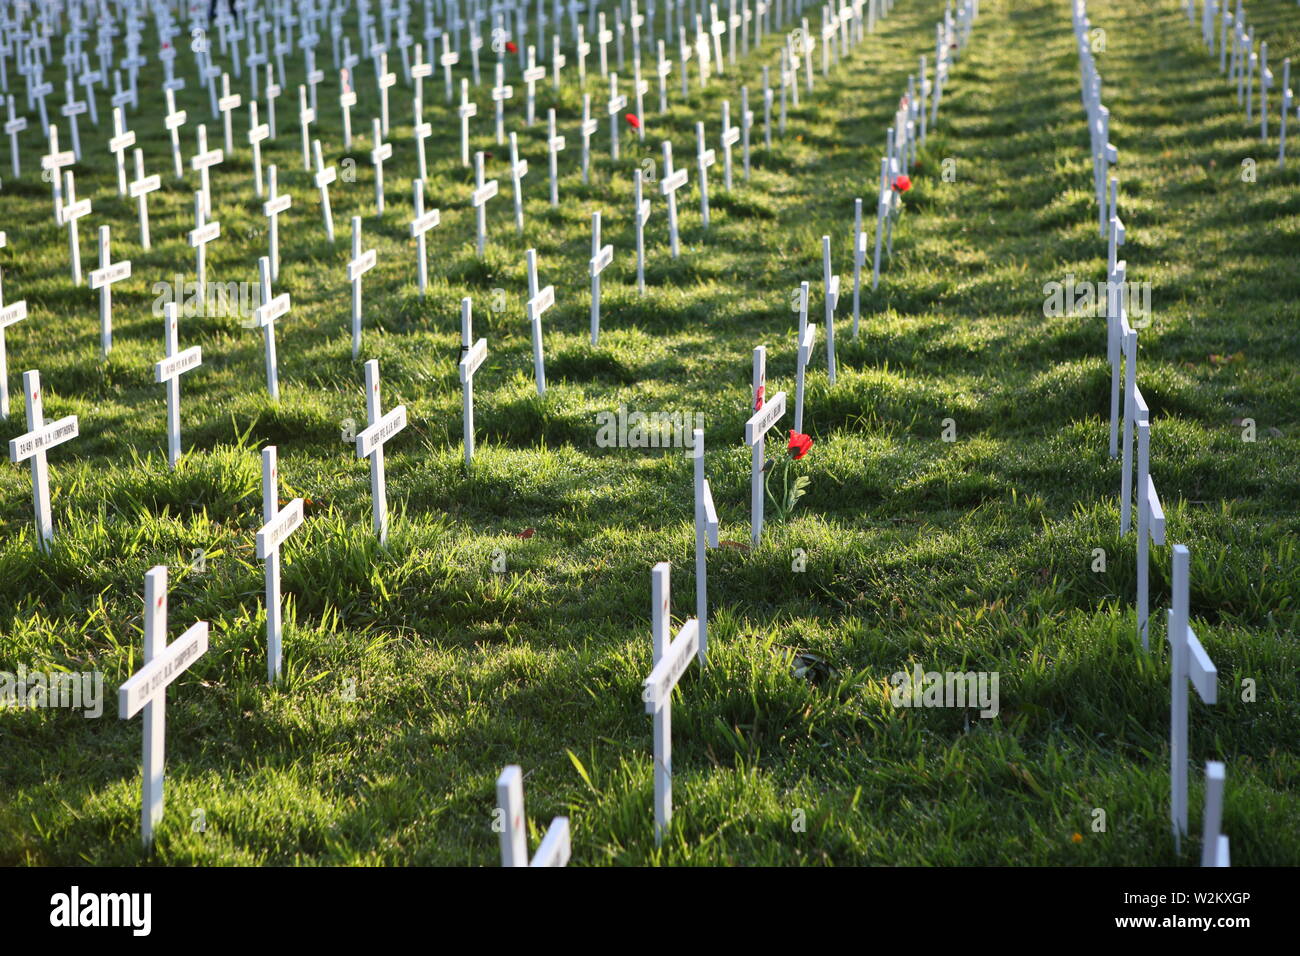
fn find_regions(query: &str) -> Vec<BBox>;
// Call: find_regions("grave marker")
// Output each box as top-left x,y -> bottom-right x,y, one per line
257,446 -> 304,682
794,281 -> 813,433
1167,544 -> 1218,852
589,211 -> 614,344
1201,762 -> 1230,867
42,126 -> 75,225
693,429 -> 719,663
218,73 -> 242,154
1135,395 -> 1164,653
153,303 -> 202,469
313,138 -> 337,241
88,226 -> 131,358
634,167 -> 650,293
492,62 -> 513,145
580,94 -> 598,183
496,765 -> 571,866
0,261 -> 28,420
263,165 -> 291,281
744,347 -> 785,545
370,119 -> 392,214
695,121 -> 715,227
339,69 -> 357,149
5,96 -> 27,179
458,79 -> 477,167
355,359 -> 407,542
720,100 -> 738,189
607,72 -> 628,160
661,140 -> 687,258
249,101 -> 269,197
508,131 -> 528,234
409,179 -> 441,299
525,249 -> 555,396
642,562 -> 700,845
348,217 -> 377,359
252,256 -> 289,401
164,88 -> 187,178
851,198 -> 865,337
61,171 -> 90,285
191,124 -> 223,219
7,369 -> 79,549
459,297 -> 488,464
118,566 -> 209,847
547,108 -> 565,205
298,85 -> 315,170
188,192 -> 220,302
377,53 -> 397,135
108,106 -> 135,195
822,235 -> 838,385
472,150 -> 499,256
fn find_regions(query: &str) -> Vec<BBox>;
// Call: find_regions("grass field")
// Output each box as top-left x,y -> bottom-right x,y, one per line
1,0 -> 1297,865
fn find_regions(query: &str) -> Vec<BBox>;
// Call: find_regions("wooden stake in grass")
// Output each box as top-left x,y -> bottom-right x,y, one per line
88,225 -> 131,358
152,302 -> 202,470
642,561 -> 700,846
118,566 -> 209,847
458,297 -> 488,465
7,369 -> 79,550
355,359 -> 407,544
257,445 -> 304,683
496,765 -> 571,866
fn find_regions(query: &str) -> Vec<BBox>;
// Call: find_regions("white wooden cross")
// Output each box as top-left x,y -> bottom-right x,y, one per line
164,88 -> 187,178
313,138 -> 337,240
411,43 -> 433,104
508,131 -> 528,234
607,71 -> 628,160
491,62 -> 513,145
263,165 -> 291,281
5,96 -> 27,179
252,255 -> 289,402
129,148 -> 161,250
298,85 -> 315,170
59,79 -> 85,161
1107,206 -> 1127,460
108,106 -> 135,195
822,235 -> 839,385
632,61 -> 648,143
43,126 -> 75,226
8,369 -> 79,549
355,359 -> 407,543
580,94 -> 598,183
589,211 -> 614,344
189,191 -> 220,301
794,281 -> 814,433
871,155 -> 889,290
118,565 -> 209,847
546,108 -> 565,205
1200,761 -> 1230,867
265,67 -> 281,140
597,13 -> 614,76
459,296 -> 488,464
1279,58 -> 1292,168
523,46 -> 546,125
249,101 -> 269,197
191,124 -> 223,219
413,95 -> 432,184
551,34 -> 567,91
1135,393 -> 1165,654
458,79 -> 477,167
576,24 -> 592,87
336,68 -> 357,150
634,167 -> 651,293
472,150 -> 499,257
661,140 -> 688,258
347,217 -> 378,359
61,171 -> 91,285
377,53 -> 397,135
153,302 -> 202,469
642,561 -> 700,846
440,34 -> 460,103
695,120 -> 715,228
1118,300 -> 1138,534
693,429 -> 719,663
496,765 -> 571,866
0,260 -> 28,420
257,445 -> 304,682
744,346 -> 786,546
720,99 -> 739,189
1167,544 -> 1218,852
525,249 -> 555,397
658,40 -> 673,113
218,72 -> 242,154
740,85 -> 754,180
88,225 -> 131,358
410,179 -> 441,299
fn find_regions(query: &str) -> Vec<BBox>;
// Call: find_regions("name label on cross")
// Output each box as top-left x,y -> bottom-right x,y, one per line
745,390 -> 786,444
154,346 -> 202,382
256,497 -> 304,558
643,619 -> 699,711
356,405 -> 407,458
118,622 -> 209,718
10,416 -> 79,461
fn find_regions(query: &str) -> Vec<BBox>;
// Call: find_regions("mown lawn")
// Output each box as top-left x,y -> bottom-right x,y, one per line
0,0 -> 1297,865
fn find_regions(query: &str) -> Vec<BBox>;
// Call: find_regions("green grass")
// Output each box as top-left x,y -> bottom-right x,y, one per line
1,0 -> 1298,865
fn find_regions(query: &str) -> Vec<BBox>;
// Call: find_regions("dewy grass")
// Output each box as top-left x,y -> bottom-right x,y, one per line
0,0 -> 1297,865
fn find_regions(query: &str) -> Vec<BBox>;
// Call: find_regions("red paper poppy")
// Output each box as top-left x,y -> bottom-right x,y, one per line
754,384 -> 765,411
516,527 -> 536,539
625,113 -> 641,128
506,41 -> 518,53
892,174 -> 912,192
788,430 -> 813,460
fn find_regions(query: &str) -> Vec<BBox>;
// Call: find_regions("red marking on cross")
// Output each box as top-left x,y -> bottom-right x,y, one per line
157,596 -> 164,607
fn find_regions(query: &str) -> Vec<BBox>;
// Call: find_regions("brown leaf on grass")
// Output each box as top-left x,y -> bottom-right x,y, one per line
515,528 -> 536,539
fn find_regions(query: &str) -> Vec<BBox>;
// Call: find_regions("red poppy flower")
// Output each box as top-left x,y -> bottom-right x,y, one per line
788,430 -> 813,460
516,527 -> 535,539
892,174 -> 912,192
506,41 -> 518,53
625,113 -> 641,128
754,384 -> 765,411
